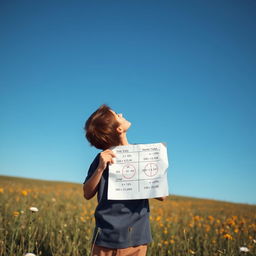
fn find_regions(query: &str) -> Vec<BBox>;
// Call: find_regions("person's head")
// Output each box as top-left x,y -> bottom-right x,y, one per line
84,104 -> 131,150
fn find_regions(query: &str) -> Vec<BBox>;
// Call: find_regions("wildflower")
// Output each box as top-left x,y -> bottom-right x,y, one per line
0,188 -> 3,193
226,218 -> 235,226
240,218 -> 246,225
239,247 -> 249,252
219,228 -> 225,234
223,233 -> 233,240
29,207 -> 39,212
205,224 -> 211,232
189,222 -> 194,228
193,215 -> 201,221
24,253 -> 36,256
21,190 -> 28,196
208,215 -> 214,221
166,217 -> 171,222
156,216 -> 161,222
253,239 -> 256,243
13,211 -> 20,217
189,249 -> 196,254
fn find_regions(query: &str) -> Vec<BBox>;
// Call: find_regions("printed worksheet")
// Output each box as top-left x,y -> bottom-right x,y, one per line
108,143 -> 169,200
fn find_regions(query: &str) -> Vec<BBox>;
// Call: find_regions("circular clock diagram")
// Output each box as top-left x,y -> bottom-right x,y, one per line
143,163 -> 158,177
122,164 -> 136,179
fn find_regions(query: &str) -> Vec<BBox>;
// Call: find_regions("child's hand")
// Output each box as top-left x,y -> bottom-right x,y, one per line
98,149 -> 116,171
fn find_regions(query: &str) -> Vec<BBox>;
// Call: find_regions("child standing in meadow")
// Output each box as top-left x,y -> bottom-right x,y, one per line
83,104 -> 166,256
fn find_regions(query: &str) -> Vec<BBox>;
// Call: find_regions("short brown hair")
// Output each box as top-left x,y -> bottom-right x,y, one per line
84,104 -> 121,150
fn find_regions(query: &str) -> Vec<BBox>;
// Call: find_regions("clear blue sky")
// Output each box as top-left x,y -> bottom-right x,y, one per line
1,0 -> 255,204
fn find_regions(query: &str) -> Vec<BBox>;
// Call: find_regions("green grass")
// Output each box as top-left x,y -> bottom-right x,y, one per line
1,175 -> 256,256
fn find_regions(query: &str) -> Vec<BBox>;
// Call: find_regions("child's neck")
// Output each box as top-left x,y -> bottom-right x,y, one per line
119,133 -> 129,146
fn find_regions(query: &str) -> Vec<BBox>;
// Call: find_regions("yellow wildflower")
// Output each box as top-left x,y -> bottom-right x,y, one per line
166,217 -> 171,222
13,211 -> 19,217
156,216 -> 161,222
21,190 -> 28,196
223,233 -> 233,240
208,215 -> 214,221
163,240 -> 168,245
193,215 -> 201,221
0,188 -> 3,193
205,224 -> 211,232
226,218 -> 235,226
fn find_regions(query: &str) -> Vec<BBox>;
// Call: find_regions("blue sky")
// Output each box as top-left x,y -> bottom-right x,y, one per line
0,0 -> 255,204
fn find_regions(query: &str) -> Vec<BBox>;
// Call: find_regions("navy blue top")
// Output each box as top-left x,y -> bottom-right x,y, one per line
83,153 -> 152,249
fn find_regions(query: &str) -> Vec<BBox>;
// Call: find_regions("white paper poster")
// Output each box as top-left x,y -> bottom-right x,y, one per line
108,143 -> 169,200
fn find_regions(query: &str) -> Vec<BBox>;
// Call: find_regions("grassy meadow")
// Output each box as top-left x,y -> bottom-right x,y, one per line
0,175 -> 256,256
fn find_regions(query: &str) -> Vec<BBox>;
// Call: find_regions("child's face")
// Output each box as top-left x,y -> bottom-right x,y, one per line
110,110 -> 131,133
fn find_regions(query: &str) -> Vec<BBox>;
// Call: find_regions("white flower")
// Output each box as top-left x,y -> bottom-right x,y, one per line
24,253 -> 36,256
29,207 -> 39,212
239,246 -> 249,252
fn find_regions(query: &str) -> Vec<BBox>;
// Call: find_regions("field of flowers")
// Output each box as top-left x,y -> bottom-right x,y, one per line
1,175 -> 256,256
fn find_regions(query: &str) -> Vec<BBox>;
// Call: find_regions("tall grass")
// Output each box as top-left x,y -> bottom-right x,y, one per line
1,176 -> 255,256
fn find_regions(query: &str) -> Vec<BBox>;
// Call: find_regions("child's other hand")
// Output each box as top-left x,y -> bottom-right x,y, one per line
98,149 -> 116,171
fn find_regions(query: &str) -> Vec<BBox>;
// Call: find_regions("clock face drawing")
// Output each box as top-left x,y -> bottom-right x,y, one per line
143,163 -> 158,177
122,164 -> 136,179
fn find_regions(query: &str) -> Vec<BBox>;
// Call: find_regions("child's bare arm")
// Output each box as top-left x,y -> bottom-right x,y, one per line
83,149 -> 116,200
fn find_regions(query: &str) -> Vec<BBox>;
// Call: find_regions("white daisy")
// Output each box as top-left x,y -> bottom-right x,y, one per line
239,246 -> 249,252
29,207 -> 39,212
